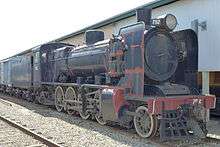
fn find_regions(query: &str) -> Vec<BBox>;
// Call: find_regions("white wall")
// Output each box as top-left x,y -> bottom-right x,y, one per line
61,0 -> 219,72
112,16 -> 136,34
151,0 -> 220,71
113,0 -> 220,71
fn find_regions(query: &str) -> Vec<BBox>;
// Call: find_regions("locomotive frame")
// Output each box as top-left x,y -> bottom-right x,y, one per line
0,8 -> 216,140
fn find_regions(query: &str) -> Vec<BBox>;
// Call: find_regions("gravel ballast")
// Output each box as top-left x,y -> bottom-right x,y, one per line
0,119 -> 46,147
0,95 -> 219,147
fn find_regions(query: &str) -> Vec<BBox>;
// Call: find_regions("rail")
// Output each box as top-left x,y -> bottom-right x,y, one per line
0,114 -> 63,147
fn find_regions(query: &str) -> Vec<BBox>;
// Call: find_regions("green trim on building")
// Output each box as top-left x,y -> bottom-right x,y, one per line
54,0 -> 178,42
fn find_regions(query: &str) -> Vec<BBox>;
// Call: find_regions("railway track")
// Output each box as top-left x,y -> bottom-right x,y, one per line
0,113 -> 63,147
206,134 -> 220,143
0,95 -> 220,147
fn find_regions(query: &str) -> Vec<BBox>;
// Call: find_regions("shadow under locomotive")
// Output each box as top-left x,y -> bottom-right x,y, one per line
0,8 -> 216,141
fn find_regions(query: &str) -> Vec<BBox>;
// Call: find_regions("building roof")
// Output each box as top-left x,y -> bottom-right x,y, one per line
54,0 -> 178,42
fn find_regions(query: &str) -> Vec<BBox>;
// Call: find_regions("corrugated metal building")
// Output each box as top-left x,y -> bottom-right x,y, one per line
55,0 -> 219,71
54,0 -> 220,96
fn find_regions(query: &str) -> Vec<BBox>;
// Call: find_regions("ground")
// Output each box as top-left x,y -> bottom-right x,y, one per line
0,95 -> 219,147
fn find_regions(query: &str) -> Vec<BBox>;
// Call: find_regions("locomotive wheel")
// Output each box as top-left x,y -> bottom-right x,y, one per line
55,86 -> 64,112
133,106 -> 158,138
79,111 -> 90,120
22,92 -> 27,100
78,88 -> 90,120
65,87 -> 77,115
38,91 -> 47,104
94,90 -> 107,125
25,91 -> 32,102
95,114 -> 107,125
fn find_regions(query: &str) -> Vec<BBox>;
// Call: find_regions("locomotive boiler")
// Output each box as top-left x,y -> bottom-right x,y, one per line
0,8 -> 216,140
54,17 -> 179,86
55,26 -> 178,84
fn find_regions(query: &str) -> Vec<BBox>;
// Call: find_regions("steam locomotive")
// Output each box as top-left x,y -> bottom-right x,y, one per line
0,8 -> 216,140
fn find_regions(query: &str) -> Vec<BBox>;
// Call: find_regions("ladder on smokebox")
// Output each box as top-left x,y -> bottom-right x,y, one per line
159,103 -> 193,141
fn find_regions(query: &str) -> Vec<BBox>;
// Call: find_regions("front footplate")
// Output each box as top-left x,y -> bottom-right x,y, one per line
159,104 -> 208,141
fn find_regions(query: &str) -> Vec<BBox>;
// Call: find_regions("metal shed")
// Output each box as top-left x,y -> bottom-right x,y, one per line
53,0 -> 220,95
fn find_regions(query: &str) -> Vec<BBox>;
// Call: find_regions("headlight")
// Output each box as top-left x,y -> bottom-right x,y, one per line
164,14 -> 177,31
151,14 -> 177,31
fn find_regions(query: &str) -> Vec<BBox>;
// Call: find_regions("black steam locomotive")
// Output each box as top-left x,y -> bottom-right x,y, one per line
0,8 -> 215,140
